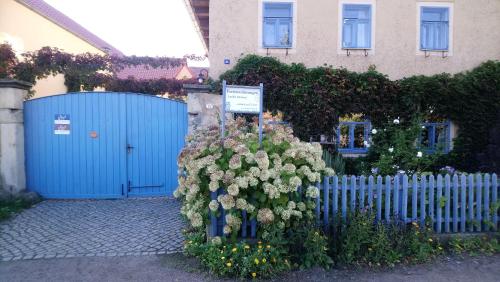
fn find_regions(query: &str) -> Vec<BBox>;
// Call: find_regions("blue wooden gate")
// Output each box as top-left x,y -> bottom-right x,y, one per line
24,92 -> 187,199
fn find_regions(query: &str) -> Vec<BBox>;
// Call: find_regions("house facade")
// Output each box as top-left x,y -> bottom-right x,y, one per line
0,0 -> 122,98
186,0 -> 500,79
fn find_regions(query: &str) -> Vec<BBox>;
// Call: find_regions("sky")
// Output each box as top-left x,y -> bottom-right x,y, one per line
45,0 -> 208,67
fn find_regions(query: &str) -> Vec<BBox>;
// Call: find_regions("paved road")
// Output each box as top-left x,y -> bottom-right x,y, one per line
0,253 -> 498,282
0,198 -> 184,261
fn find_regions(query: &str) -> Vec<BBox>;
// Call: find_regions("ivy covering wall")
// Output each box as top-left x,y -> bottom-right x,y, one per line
0,44 -> 200,98
216,55 -> 500,173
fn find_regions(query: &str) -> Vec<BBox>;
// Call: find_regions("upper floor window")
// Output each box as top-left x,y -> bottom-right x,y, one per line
342,4 -> 372,49
420,7 -> 449,51
263,3 -> 293,48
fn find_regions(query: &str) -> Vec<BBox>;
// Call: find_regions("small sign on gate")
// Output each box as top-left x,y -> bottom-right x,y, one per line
54,114 -> 70,135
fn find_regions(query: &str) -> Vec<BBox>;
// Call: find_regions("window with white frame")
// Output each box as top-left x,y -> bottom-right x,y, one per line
262,2 -> 293,48
420,7 -> 450,51
342,4 -> 372,49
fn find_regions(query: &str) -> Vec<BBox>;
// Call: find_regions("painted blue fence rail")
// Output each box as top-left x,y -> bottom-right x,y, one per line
210,173 -> 499,238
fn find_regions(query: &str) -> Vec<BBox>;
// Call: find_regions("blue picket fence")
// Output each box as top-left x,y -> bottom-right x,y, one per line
209,173 -> 499,238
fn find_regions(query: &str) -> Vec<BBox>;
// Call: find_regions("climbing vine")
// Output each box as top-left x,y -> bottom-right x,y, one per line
0,43 -> 203,96
216,55 -> 500,173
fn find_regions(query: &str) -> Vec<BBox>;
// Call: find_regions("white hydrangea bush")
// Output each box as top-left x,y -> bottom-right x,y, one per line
175,117 -> 334,236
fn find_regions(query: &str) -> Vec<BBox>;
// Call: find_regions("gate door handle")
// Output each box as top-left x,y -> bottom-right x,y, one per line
127,144 -> 134,153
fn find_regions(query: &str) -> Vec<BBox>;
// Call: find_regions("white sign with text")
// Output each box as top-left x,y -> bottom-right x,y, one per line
225,86 -> 261,113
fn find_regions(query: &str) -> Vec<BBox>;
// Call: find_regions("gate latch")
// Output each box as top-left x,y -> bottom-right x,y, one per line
127,144 -> 134,153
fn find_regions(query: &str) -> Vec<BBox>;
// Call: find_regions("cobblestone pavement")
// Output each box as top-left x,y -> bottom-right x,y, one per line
0,198 -> 185,261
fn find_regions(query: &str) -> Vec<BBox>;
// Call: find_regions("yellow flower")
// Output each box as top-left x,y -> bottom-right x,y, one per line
258,241 -> 262,244
221,256 -> 225,260
266,245 -> 271,249
438,246 -> 443,250
262,258 -> 267,263
428,238 -> 433,242
252,273 -> 257,278
254,258 -> 259,265
232,247 -> 237,252
226,262 -> 232,267
258,245 -> 262,249
244,245 -> 250,249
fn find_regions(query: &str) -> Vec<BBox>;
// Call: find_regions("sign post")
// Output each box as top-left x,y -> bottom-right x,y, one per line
221,80 -> 264,146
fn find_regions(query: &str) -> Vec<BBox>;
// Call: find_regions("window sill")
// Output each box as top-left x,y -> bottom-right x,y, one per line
419,49 -> 450,58
342,48 -> 371,56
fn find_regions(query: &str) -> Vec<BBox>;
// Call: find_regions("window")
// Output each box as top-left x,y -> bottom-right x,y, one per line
420,7 -> 449,51
342,4 -> 372,49
337,121 -> 371,153
419,122 -> 451,153
263,3 -> 293,48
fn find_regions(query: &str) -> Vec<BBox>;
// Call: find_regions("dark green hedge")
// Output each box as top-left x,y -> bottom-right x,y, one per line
216,55 -> 500,173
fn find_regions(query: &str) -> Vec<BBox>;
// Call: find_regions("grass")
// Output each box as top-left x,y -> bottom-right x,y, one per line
0,198 -> 34,221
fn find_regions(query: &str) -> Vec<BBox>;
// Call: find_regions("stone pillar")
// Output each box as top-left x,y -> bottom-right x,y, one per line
0,79 -> 32,195
184,84 -> 225,134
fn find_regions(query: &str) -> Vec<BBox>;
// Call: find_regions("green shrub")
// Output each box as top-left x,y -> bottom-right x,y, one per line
183,224 -> 331,279
448,234 -> 500,256
0,197 -> 35,221
329,211 -> 441,266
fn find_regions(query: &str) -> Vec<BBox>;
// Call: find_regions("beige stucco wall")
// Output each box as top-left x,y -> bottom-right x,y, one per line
209,0 -> 500,79
0,0 -> 105,98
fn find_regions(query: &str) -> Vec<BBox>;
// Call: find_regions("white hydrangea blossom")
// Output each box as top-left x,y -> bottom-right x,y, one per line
306,186 -> 320,198
176,117 -> 333,235
208,200 -> 219,212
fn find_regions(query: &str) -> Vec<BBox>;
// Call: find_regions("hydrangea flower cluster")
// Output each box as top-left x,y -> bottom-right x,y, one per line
175,117 -> 334,235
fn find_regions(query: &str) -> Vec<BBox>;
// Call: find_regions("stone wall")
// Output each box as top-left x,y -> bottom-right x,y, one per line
0,79 -> 31,195
185,84 -> 228,134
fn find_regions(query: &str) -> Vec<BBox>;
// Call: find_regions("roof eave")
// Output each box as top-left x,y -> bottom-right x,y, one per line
184,0 -> 209,53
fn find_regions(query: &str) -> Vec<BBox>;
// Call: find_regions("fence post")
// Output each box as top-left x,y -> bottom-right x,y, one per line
385,176 -> 391,222
210,191 -> 218,237
429,175 -> 435,229
323,176 -> 330,232
476,173 -> 482,232
420,175 -> 427,227
445,174 -> 451,233
402,174 -> 408,223
484,174 -> 490,232
394,175 -> 400,219
436,174 -> 443,233
250,218 -> 257,238
368,176 -> 374,210
332,176 -> 339,227
316,182 -> 321,227
350,175 -> 357,211
452,174 -> 459,233
342,176 -> 348,220
492,174 -> 498,231
241,210 -> 248,238
460,174 -> 467,232
468,174 -> 475,232
376,176 -> 383,222
360,176 -> 366,209
412,174 -> 418,221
